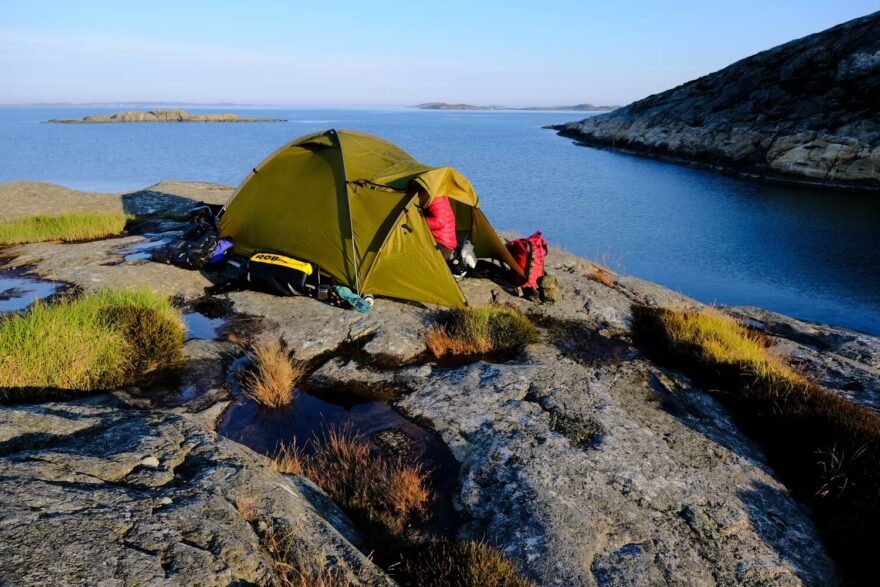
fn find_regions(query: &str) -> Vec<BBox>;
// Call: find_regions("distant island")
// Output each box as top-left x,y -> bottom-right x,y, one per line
415,102 -> 619,112
46,109 -> 286,124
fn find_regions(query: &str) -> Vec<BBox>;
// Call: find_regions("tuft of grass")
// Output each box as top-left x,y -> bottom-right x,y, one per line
273,442 -> 305,477
235,494 -> 355,587
815,442 -> 870,499
273,429 -> 534,585
426,306 -> 538,357
243,339 -> 303,409
644,306 -> 800,385
587,266 -> 615,288
0,212 -> 128,244
0,288 -> 184,399
235,493 -> 259,523
631,305 -> 880,453
632,304 -> 880,583
258,520 -> 355,587
396,539 -> 534,587
274,427 -> 430,539
103,304 -> 186,374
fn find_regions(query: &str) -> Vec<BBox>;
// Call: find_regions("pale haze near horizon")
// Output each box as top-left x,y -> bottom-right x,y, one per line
1,0 -> 876,107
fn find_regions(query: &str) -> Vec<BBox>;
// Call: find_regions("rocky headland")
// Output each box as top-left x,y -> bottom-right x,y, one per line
47,109 -> 286,124
1,181 -> 879,585
552,11 -> 880,191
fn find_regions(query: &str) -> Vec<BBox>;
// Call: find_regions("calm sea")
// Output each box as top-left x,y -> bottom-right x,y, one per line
1,106 -> 878,334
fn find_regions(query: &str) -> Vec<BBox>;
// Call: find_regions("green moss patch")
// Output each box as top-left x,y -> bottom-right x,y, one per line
0,212 -> 128,245
0,288 -> 184,401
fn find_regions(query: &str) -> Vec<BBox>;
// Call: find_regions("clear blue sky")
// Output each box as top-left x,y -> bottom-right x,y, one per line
1,0 -> 876,106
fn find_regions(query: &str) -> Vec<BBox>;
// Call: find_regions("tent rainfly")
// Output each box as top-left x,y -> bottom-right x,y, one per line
219,129 -> 521,307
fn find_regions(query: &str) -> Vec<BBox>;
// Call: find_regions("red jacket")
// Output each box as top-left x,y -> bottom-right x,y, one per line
424,196 -> 457,250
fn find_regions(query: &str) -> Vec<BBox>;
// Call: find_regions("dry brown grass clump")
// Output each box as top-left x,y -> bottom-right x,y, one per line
587,265 -> 615,288
234,493 -> 258,522
273,443 -> 305,476
274,427 -> 430,538
272,431 -> 536,585
235,494 -> 355,587
426,306 -> 539,357
243,339 -> 303,408
260,522 -> 356,587
396,539 -> 535,587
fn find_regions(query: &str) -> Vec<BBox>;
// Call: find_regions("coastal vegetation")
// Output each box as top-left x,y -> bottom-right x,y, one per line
632,305 -> 880,578
426,306 -> 538,357
273,427 -> 532,586
631,306 -> 880,444
234,494 -> 354,587
0,288 -> 184,399
587,265 -> 615,288
274,427 -> 430,539
242,339 -> 303,408
398,540 -> 535,587
0,212 -> 127,244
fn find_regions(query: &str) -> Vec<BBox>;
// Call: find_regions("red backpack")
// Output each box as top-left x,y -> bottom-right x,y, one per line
505,231 -> 548,289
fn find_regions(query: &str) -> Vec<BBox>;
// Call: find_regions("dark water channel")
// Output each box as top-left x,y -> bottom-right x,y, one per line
218,356 -> 461,536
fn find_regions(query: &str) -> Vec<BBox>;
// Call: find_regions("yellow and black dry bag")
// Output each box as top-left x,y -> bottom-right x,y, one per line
245,252 -> 318,296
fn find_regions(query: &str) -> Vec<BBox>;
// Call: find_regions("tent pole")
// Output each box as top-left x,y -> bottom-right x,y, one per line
331,129 -> 360,294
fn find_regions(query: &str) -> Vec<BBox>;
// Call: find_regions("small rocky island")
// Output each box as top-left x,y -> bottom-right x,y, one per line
552,11 -> 880,191
47,109 -> 286,123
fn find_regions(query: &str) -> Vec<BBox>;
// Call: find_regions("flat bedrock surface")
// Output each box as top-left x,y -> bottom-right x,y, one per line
3,180 -> 878,585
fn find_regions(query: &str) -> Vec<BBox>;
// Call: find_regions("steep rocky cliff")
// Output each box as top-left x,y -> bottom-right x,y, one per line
554,11 -> 880,191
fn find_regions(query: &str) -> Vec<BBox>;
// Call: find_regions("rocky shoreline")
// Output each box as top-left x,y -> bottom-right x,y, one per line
1,181 -> 879,584
552,11 -> 880,192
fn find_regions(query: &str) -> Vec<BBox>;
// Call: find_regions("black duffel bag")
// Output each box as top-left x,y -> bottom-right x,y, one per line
245,252 -> 321,296
151,219 -> 219,269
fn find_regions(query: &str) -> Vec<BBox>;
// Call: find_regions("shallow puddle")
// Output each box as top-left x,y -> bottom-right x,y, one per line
219,357 -> 461,536
0,271 -> 62,312
183,311 -> 226,340
736,316 -> 768,330
178,384 -> 199,402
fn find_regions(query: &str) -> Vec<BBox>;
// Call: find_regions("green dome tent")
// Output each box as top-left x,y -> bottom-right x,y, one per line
219,129 -> 522,308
